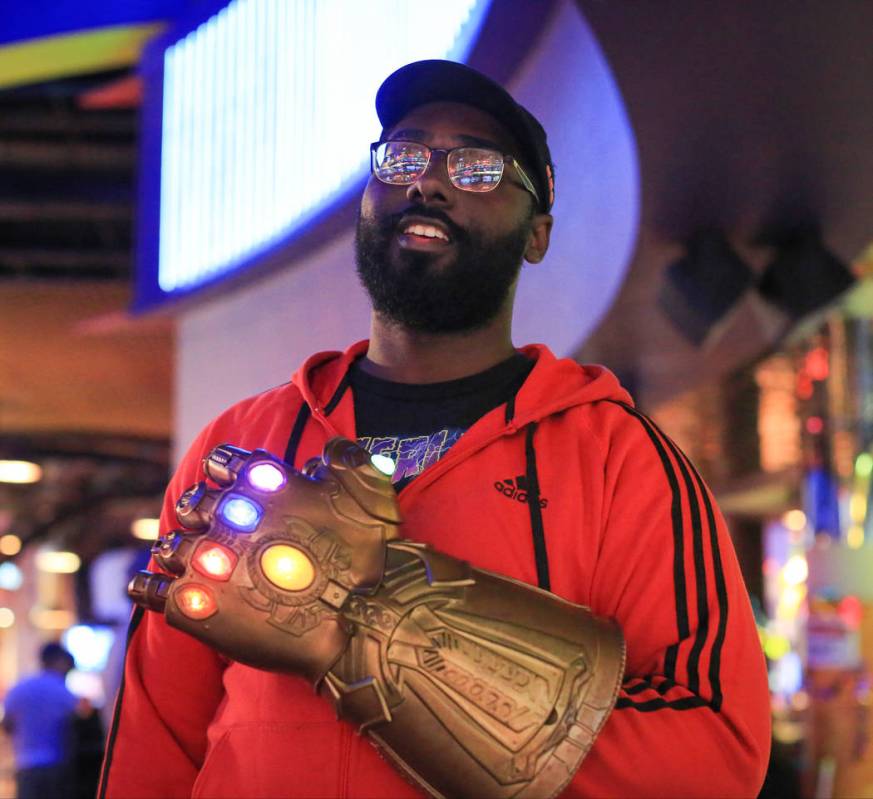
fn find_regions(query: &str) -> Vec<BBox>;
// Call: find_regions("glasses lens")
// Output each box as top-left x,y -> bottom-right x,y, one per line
373,141 -> 429,185
447,148 -> 504,192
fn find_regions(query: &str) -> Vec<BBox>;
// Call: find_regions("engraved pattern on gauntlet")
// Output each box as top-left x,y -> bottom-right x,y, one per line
325,542 -> 625,799
240,516 -> 355,636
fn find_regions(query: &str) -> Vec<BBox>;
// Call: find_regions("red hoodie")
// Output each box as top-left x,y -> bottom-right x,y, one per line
100,341 -> 770,798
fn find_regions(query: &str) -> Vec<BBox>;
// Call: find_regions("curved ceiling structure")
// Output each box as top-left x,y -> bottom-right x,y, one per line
577,0 -> 873,407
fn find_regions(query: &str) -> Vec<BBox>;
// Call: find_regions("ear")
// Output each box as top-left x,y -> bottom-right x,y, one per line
524,213 -> 553,264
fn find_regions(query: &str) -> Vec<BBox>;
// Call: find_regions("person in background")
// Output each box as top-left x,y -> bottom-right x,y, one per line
2,642 -> 78,799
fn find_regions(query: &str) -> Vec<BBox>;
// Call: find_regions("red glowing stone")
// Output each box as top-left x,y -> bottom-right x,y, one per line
176,584 -> 217,620
192,542 -> 237,581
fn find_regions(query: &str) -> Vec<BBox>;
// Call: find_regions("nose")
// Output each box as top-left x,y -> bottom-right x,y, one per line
406,151 -> 452,206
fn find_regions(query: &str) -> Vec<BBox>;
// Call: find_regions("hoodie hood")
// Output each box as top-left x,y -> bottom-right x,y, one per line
289,340 -> 633,593
291,339 -> 633,433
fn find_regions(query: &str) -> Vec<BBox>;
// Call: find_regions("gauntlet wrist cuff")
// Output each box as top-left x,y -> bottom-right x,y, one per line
326,540 -> 625,799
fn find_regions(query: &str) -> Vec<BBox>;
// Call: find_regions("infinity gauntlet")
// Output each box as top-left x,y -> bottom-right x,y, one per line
130,439 -> 625,799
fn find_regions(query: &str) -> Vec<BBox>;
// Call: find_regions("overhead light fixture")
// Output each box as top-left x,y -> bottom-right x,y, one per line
0,607 -> 14,628
131,518 -> 161,541
0,534 -> 21,556
0,460 -> 42,484
35,550 -> 81,574
658,230 -> 754,345
758,232 -> 855,319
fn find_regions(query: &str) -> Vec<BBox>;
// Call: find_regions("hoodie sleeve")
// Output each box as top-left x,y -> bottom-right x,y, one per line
98,417 -> 231,799
569,402 -> 771,798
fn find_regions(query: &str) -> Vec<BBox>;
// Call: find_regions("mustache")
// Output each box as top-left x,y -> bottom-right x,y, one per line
382,206 -> 468,243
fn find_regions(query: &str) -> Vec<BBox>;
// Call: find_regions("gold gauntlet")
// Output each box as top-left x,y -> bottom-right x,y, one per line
325,541 -> 625,799
130,439 -> 624,798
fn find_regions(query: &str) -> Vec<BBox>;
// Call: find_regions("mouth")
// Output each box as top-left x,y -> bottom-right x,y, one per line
396,217 -> 453,250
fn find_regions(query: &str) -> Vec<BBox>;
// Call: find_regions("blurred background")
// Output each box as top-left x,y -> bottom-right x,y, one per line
0,0 -> 871,796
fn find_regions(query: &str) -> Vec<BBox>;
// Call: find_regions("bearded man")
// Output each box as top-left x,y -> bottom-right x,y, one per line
99,60 -> 770,798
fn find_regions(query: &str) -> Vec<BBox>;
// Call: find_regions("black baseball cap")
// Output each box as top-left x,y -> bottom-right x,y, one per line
375,60 -> 555,213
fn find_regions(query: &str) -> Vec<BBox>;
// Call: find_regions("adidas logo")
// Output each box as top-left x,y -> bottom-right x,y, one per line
494,475 -> 548,509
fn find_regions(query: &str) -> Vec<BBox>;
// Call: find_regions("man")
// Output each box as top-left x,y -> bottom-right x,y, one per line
3,643 -> 79,799
100,60 -> 770,797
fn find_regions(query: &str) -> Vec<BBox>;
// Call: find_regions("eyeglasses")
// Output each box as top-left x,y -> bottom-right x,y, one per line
370,140 -> 540,206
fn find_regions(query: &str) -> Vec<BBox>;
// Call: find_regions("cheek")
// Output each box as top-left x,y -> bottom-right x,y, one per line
359,182 -> 377,220
361,179 -> 402,220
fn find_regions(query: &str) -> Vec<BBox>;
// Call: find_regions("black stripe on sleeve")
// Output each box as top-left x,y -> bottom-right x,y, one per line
616,695 -> 707,712
283,402 -> 311,467
608,402 -> 688,681
623,676 -> 679,697
661,439 -> 709,697
97,605 -> 146,799
610,401 -> 728,713
682,455 -> 729,712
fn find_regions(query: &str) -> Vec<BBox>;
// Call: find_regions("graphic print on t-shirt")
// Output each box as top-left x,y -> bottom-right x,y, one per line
358,428 -> 464,487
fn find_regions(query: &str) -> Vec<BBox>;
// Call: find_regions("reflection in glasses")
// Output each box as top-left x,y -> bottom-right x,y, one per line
370,140 -> 539,206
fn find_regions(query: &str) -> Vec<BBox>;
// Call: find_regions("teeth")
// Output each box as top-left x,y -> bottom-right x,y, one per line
404,223 -> 449,241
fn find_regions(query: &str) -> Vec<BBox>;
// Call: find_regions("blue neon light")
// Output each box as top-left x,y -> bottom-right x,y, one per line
219,494 -> 263,531
141,0 -> 492,305
62,625 -> 116,672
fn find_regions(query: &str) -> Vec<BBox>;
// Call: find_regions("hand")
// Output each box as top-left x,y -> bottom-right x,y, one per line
128,438 -> 401,683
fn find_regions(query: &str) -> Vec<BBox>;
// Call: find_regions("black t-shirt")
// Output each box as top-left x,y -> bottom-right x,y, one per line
351,353 -> 534,491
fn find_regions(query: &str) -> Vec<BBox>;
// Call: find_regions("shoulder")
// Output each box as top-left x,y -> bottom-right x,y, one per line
174,382 -> 306,486
200,382 -> 305,447
3,679 -> 25,705
554,400 -> 690,506
213,381 -> 305,428
546,398 -> 664,461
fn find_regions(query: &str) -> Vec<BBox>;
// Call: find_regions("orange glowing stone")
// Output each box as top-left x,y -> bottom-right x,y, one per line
176,584 -> 217,620
260,544 -> 315,591
192,542 -> 237,581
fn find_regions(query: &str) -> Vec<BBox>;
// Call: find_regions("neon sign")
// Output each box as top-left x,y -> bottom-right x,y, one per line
142,0 -> 491,305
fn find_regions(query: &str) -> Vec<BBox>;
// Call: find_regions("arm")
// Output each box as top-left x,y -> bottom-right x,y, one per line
569,404 -> 771,798
98,423 -> 229,799
128,439 -> 626,799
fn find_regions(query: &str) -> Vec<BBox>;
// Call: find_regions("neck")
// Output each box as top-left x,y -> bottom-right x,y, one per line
363,312 -> 515,383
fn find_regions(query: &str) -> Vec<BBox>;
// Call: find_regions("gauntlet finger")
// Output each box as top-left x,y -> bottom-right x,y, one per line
301,456 -> 333,482
175,481 -> 219,529
322,438 -> 401,524
152,530 -> 198,576
203,444 -> 254,486
128,570 -> 173,613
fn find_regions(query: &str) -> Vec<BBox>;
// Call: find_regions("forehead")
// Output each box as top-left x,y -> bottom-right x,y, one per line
384,101 -> 519,153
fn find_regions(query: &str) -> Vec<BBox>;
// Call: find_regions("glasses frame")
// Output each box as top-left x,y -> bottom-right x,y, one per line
370,140 -> 540,207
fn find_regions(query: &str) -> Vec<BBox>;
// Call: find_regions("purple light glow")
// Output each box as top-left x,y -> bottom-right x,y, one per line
248,461 -> 286,492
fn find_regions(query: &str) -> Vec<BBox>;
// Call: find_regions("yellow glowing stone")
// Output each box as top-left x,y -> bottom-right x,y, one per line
260,545 -> 315,591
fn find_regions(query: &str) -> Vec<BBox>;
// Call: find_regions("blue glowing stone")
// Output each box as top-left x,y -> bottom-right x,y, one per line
219,495 -> 262,532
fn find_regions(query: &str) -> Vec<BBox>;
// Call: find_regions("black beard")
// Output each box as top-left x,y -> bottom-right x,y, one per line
355,206 -> 530,334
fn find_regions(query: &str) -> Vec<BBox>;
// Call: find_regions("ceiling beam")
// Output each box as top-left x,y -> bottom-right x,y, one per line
0,109 -> 135,137
0,140 -> 133,170
0,247 -> 130,272
0,199 -> 131,222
